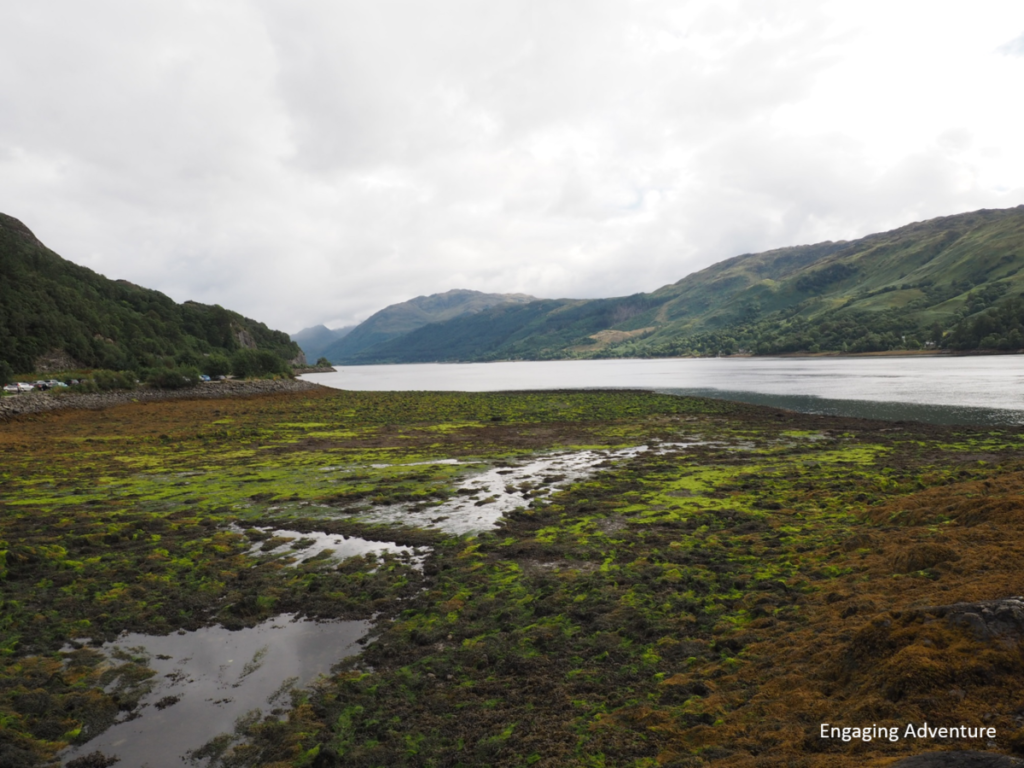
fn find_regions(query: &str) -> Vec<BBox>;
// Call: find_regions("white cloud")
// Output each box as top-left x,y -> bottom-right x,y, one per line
998,32 -> 1024,55
2,0 -> 1023,333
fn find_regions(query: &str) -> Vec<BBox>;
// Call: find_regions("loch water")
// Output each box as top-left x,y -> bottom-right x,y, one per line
303,355 -> 1024,426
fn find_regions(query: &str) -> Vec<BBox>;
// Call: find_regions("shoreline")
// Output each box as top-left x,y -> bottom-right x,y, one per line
318,349 -> 1022,366
0,378 -> 324,421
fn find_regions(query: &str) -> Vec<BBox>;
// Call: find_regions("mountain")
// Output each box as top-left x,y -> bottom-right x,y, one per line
291,324 -> 355,362
0,213 -> 304,374
342,205 -> 1024,363
322,289 -> 537,362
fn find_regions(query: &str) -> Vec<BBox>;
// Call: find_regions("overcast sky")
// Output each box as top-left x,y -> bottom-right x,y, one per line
3,1 -> 1024,333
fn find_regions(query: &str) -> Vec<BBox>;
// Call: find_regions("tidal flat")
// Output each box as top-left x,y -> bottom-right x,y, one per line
2,387 -> 1024,767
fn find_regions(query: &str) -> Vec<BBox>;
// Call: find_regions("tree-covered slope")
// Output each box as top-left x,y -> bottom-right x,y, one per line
345,205 -> 1024,363
0,213 -> 303,373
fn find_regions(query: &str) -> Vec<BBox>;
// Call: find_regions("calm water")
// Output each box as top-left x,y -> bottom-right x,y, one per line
302,355 -> 1024,426
62,616 -> 369,767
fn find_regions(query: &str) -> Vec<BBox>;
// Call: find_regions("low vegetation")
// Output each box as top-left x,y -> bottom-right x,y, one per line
2,388 -> 1024,765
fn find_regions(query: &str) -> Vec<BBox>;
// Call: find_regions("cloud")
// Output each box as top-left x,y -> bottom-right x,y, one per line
1,1 -> 1023,333
998,32 -> 1024,55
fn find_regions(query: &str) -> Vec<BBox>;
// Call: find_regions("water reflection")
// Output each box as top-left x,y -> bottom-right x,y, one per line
61,615 -> 368,768
244,525 -> 421,566
352,445 -> 656,534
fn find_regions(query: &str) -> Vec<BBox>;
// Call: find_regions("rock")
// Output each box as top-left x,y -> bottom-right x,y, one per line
232,323 -> 258,349
915,597 -> 1024,644
890,751 -> 1024,767
33,348 -> 85,373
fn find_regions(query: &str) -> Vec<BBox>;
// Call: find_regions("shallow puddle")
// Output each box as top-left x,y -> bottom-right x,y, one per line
245,525 -> 423,567
352,445 -> 655,534
61,615 -> 369,767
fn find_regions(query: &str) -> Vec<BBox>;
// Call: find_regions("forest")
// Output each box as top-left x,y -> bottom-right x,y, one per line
0,213 -> 300,377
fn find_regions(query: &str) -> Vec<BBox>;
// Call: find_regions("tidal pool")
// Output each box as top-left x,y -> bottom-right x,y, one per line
61,615 -> 369,767
351,444 -> 661,534
244,525 -> 423,567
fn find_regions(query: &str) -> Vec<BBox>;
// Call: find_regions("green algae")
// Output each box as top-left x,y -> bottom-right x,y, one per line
3,389 -> 1024,766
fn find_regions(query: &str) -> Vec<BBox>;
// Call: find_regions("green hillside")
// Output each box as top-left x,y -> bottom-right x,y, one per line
322,288 -> 537,361
342,205 -> 1024,363
0,213 -> 303,375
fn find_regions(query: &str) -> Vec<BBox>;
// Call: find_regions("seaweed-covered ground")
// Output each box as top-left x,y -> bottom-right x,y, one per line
2,388 -> 1024,766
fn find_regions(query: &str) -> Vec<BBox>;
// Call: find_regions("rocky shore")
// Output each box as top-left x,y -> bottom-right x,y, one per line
0,378 -> 324,420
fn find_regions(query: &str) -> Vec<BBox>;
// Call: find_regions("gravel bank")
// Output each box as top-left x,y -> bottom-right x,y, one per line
0,378 -> 324,420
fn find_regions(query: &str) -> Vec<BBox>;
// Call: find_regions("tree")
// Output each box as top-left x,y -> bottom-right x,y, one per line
148,366 -> 200,389
230,349 -> 289,378
201,354 -> 231,377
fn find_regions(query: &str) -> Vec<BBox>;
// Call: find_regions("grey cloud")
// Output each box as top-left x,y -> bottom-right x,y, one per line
0,1 -> 1021,334
998,32 -> 1024,55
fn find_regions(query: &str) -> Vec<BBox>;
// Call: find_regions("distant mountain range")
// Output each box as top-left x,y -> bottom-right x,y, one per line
0,213 -> 303,375
307,206 -> 1024,364
290,324 -> 355,363
293,289 -> 536,362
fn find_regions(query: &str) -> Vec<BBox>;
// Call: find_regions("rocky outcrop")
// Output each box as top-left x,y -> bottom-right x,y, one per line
890,751 -> 1024,767
0,379 -> 324,420
33,349 -> 85,373
913,597 -> 1024,645
232,323 -> 258,349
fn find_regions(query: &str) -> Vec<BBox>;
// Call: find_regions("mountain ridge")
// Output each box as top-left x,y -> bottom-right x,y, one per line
331,205 -> 1024,363
320,288 -> 538,361
291,324 -> 355,363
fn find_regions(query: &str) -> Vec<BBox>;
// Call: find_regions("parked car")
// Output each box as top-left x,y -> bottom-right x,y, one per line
3,384 -> 19,394
199,375 -> 211,382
